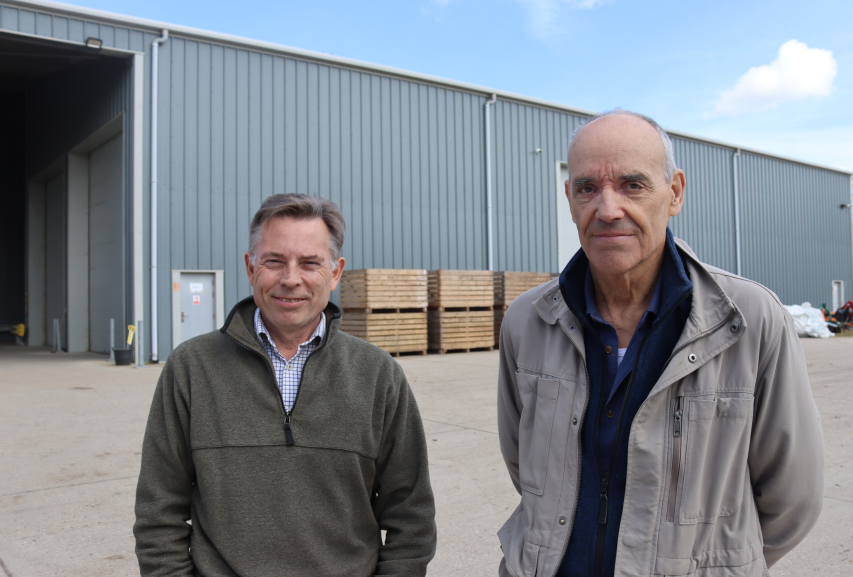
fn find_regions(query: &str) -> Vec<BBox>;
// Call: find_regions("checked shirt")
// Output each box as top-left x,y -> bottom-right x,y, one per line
253,307 -> 325,412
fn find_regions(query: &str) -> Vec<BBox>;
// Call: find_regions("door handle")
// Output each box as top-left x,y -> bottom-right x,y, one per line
181,310 -> 188,322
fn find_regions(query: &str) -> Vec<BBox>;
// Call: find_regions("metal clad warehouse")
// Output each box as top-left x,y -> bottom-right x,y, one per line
1,0 -> 851,360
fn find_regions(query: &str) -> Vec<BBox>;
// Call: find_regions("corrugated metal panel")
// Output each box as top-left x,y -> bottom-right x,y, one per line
88,134 -> 125,354
738,153 -> 853,306
8,1 -> 852,361
149,36 -> 502,355
491,101 -> 587,273
669,137 -> 738,272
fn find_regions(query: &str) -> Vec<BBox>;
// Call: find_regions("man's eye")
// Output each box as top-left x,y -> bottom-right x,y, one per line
577,186 -> 594,194
626,182 -> 642,190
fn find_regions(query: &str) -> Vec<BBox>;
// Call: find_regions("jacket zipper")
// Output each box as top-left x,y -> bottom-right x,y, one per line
282,344 -> 320,446
224,327 -> 327,447
666,395 -> 683,522
592,289 -> 692,577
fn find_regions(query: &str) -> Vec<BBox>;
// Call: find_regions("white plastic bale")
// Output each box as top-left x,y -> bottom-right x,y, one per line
784,303 -> 834,338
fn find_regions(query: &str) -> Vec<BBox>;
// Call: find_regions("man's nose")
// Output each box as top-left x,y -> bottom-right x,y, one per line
595,186 -> 624,222
279,264 -> 302,287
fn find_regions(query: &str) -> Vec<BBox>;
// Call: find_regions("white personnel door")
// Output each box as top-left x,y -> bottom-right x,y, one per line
179,272 -> 216,343
832,281 -> 844,311
556,162 -> 581,270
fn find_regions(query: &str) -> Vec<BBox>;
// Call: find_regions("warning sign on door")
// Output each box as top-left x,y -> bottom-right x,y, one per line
193,295 -> 201,305
190,283 -> 204,293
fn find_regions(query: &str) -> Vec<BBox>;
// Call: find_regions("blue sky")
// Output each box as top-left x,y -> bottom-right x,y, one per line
71,0 -> 853,172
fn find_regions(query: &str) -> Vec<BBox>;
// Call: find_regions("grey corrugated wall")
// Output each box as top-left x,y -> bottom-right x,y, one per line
738,153 -> 852,307
5,1 -> 851,360
668,137 -> 738,272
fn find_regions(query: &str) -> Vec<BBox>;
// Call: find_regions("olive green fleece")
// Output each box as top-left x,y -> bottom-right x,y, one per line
133,297 -> 437,577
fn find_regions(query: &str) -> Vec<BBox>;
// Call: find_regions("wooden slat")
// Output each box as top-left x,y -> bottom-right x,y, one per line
340,310 -> 427,354
340,268 -> 429,310
428,269 -> 495,309
428,309 -> 495,351
494,271 -> 553,306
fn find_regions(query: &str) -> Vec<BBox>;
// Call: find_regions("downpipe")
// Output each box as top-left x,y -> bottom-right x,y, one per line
733,148 -> 742,277
150,29 -> 169,362
484,94 -> 497,271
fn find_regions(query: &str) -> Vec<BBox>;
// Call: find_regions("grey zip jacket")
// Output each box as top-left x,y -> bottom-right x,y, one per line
497,239 -> 824,577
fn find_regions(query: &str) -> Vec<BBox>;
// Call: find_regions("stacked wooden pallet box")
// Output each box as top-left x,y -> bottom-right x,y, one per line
427,270 -> 495,354
494,271 -> 554,346
339,269 -> 428,356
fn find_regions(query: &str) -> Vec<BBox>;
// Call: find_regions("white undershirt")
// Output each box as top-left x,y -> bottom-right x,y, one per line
616,348 -> 627,368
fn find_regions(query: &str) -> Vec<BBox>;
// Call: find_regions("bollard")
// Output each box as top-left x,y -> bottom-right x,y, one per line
52,318 -> 61,353
109,319 -> 115,363
135,319 -> 145,368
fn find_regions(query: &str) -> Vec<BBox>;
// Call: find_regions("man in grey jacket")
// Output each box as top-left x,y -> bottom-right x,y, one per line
497,109 -> 824,577
134,194 -> 436,576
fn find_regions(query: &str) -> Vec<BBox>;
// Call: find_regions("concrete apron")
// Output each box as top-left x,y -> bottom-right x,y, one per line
0,339 -> 850,576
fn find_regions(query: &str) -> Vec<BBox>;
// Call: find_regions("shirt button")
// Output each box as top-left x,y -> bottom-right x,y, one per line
604,345 -> 612,354
606,410 -> 614,418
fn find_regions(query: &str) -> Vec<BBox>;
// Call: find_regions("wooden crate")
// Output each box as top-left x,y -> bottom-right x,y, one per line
428,270 -> 495,310
340,269 -> 428,312
428,310 -> 495,353
340,311 -> 428,355
494,271 -> 554,306
494,271 -> 553,346
494,307 -> 508,346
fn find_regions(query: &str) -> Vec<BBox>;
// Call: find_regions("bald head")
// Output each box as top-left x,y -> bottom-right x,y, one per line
564,109 -> 686,279
569,109 -> 676,184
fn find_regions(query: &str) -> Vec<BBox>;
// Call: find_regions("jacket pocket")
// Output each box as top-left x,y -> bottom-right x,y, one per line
516,373 -> 560,495
680,396 -> 754,524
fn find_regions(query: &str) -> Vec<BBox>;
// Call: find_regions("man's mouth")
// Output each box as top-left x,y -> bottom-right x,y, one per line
274,297 -> 306,303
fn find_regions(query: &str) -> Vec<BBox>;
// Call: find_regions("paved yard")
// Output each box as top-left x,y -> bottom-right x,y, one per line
0,336 -> 850,576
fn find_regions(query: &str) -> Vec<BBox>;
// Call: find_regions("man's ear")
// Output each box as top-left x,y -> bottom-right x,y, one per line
244,252 -> 255,288
565,179 -> 578,224
329,257 -> 346,292
669,169 -> 686,217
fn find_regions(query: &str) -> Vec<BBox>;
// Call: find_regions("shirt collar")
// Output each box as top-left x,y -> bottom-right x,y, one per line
253,307 -> 326,349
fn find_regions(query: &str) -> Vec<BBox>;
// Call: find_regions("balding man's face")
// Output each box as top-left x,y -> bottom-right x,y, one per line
565,115 -> 685,278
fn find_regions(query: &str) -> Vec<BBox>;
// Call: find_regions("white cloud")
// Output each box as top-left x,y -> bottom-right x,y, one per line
709,40 -> 837,118
514,0 -> 608,39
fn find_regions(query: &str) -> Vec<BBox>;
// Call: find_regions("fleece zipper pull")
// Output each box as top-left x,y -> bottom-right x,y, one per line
283,412 -> 295,446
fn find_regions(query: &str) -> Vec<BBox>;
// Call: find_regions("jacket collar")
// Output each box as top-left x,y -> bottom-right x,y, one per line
557,228 -> 693,332
221,296 -> 343,355
535,232 -> 746,384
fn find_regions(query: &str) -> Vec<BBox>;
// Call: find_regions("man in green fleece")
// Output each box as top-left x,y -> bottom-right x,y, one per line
133,193 -> 437,576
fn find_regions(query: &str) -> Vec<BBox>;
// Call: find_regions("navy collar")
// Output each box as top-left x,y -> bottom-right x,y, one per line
560,228 -> 693,330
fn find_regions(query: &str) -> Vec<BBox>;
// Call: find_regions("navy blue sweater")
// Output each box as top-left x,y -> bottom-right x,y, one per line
557,229 -> 693,577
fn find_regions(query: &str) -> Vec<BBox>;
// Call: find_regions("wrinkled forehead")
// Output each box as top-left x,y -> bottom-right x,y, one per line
568,115 -> 667,179
258,216 -> 332,253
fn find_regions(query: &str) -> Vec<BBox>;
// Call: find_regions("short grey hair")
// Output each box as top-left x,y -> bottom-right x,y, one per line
569,108 -> 677,183
248,193 -> 346,270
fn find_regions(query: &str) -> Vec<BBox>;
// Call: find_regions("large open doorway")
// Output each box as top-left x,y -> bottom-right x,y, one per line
0,31 -> 134,352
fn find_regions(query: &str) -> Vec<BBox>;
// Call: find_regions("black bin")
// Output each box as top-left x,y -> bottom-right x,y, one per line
113,348 -> 133,366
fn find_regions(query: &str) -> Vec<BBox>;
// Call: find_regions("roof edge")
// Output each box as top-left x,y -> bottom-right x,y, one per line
3,0 -> 598,113
5,0 -> 851,176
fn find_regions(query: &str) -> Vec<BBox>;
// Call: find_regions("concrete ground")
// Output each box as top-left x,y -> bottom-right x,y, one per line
0,337 -> 851,576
